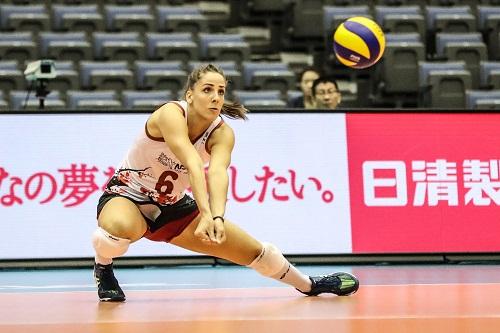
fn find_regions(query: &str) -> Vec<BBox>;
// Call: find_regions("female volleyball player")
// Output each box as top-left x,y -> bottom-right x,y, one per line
92,64 -> 359,302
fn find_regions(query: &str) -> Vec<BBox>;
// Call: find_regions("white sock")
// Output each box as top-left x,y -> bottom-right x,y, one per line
270,262 -> 312,292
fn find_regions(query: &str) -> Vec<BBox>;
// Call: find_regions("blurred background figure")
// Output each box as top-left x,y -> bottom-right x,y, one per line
289,67 -> 320,108
312,76 -> 341,109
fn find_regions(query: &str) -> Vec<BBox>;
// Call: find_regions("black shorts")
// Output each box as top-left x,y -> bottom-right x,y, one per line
97,191 -> 199,242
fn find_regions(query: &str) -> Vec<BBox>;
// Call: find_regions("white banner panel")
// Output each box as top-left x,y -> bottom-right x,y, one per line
0,112 -> 351,259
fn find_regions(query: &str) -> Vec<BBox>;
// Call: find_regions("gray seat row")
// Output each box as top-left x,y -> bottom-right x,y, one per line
0,31 -> 251,66
0,60 -> 296,96
0,3 -> 228,34
1,88 -> 301,111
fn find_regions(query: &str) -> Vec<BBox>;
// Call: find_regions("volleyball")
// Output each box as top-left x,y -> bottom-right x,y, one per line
333,17 -> 385,69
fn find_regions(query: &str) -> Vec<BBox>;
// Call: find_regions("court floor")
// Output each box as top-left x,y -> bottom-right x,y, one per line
1,263 -> 500,332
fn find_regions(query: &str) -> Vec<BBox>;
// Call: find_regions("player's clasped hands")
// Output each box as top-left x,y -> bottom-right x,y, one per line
194,214 -> 226,245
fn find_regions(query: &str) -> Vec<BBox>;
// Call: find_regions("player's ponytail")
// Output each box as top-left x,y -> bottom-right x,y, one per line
221,100 -> 248,120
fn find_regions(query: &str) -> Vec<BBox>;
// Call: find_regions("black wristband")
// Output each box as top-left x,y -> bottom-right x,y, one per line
213,216 -> 225,223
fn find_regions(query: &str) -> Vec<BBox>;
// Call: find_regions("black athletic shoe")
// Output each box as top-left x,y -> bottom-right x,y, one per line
299,272 -> 359,296
94,263 -> 126,302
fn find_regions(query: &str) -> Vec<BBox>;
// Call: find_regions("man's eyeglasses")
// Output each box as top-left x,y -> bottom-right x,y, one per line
315,89 -> 339,96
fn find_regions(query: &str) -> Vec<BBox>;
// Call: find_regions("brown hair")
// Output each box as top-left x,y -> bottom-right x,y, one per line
183,64 -> 248,120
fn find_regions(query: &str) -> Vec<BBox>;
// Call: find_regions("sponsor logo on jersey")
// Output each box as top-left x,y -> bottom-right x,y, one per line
157,153 -> 188,173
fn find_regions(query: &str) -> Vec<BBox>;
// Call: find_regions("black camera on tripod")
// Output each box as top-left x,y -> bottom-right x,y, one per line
24,60 -> 57,109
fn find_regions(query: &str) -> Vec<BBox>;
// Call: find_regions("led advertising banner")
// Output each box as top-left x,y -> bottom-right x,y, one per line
0,113 -> 351,259
1,112 -> 499,259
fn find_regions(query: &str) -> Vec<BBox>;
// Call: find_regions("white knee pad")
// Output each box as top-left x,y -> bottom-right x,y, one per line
247,242 -> 288,277
92,227 -> 130,259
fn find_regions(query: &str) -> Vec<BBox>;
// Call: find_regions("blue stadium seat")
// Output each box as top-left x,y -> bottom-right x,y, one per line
156,5 -> 209,34
9,90 -> 66,110
145,32 -> 198,64
435,32 -> 484,55
374,5 -> 425,38
425,5 -> 476,55
39,32 -> 92,62
418,61 -> 472,108
425,6 -> 475,33
0,60 -> 25,94
435,33 -> 488,88
80,61 -> 134,91
379,33 -> 425,94
429,0 -> 484,5
479,61 -> 500,89
198,0 -> 231,32
52,4 -> 105,33
104,4 -> 155,33
478,5 -> 500,60
66,90 -> 121,110
93,32 -> 145,63
122,90 -> 171,110
134,60 -> 187,93
385,32 -> 422,43
0,32 -> 37,63
233,89 -> 286,108
242,61 -> 296,94
466,90 -> 500,109
198,33 -> 251,65
374,0 -> 422,5
0,4 -> 49,31
287,0 -> 327,39
419,61 -> 468,86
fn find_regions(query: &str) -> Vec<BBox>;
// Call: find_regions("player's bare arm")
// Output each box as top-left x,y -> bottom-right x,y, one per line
206,123 -> 235,243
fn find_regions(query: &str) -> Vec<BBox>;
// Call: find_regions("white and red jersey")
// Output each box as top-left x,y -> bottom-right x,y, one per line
108,101 -> 223,205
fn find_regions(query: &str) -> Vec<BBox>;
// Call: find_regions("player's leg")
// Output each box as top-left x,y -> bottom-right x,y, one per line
92,196 -> 148,302
170,216 -> 358,296
170,216 -> 311,292
96,196 -> 148,243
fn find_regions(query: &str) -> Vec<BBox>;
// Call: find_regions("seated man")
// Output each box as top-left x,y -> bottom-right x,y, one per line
312,76 -> 342,109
